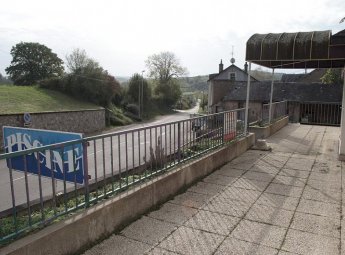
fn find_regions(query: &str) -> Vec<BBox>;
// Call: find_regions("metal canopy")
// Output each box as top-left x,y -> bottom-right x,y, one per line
246,29 -> 345,69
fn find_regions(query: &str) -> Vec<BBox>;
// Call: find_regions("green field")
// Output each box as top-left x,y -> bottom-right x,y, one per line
0,85 -> 101,114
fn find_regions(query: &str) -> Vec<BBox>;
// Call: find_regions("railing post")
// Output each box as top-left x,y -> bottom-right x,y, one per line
268,69 -> 275,124
83,141 -> 90,208
177,122 -> 181,163
222,112 -> 225,144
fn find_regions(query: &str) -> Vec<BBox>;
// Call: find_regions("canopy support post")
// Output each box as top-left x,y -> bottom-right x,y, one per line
244,62 -> 251,135
268,69 -> 275,124
339,67 -> 345,160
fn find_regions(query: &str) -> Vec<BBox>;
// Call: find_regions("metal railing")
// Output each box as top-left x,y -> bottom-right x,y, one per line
0,108 -> 246,243
262,100 -> 288,125
299,101 -> 341,126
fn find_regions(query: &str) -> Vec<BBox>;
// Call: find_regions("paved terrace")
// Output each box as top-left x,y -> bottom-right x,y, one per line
84,124 -> 344,255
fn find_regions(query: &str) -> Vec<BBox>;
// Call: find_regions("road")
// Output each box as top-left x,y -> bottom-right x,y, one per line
0,101 -> 201,213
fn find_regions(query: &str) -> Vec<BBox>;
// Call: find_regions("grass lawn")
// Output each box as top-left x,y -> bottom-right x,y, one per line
0,85 -> 101,114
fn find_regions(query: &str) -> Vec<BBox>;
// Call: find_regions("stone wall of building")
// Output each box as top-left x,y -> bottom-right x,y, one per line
0,109 -> 105,150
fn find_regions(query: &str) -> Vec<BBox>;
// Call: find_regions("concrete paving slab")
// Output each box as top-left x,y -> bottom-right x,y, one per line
272,175 -> 306,187
290,154 -> 316,160
285,158 -> 314,171
158,226 -> 224,255
261,154 -> 290,167
281,229 -> 340,255
265,151 -> 292,158
121,216 -> 178,245
244,204 -> 294,228
169,191 -> 214,209
146,248 -> 179,255
219,186 -> 261,203
202,173 -> 238,186
341,216 -> 345,255
214,237 -> 278,255
230,220 -> 287,249
296,199 -> 341,219
270,142 -> 298,153
216,167 -> 247,177
313,159 -> 341,171
302,186 -> 341,204
278,251 -> 299,255
309,172 -> 341,182
242,171 -> 275,182
184,210 -> 240,236
306,178 -> 341,191
265,183 -> 304,198
232,154 -> 260,164
255,193 -> 299,211
187,181 -> 225,196
148,203 -> 198,225
249,163 -> 280,175
226,162 -> 255,170
201,196 -> 252,218
232,178 -> 270,191
241,150 -> 269,158
279,168 -> 310,179
290,212 -> 340,238
82,235 -> 151,255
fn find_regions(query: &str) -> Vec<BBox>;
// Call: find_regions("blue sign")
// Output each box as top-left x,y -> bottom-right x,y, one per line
3,126 -> 85,184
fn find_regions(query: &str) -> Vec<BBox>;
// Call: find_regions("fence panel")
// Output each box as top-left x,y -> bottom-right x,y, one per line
261,100 -> 288,125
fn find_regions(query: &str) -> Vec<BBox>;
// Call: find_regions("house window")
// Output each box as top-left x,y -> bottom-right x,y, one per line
229,72 -> 236,81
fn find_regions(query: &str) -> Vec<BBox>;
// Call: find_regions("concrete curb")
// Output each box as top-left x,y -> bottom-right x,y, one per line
248,116 -> 289,140
0,134 -> 254,255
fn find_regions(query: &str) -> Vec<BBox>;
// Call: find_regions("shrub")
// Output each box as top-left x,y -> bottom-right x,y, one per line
126,103 -> 139,116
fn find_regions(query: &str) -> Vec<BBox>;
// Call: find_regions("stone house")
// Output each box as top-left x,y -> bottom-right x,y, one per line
207,60 -> 257,113
208,62 -> 342,125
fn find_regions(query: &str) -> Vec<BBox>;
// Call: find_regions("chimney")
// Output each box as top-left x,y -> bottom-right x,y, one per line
219,59 -> 223,73
244,62 -> 248,73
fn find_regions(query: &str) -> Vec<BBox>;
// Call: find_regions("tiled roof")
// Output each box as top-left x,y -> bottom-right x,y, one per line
223,82 -> 342,102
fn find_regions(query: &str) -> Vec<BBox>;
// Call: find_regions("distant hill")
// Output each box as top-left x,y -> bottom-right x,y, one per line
179,75 -> 208,92
115,76 -> 130,84
177,70 -> 285,93
250,69 -> 284,81
0,73 -> 12,85
120,69 -> 285,93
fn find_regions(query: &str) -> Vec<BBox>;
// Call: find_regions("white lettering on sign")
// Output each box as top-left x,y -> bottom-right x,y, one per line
5,132 -> 82,174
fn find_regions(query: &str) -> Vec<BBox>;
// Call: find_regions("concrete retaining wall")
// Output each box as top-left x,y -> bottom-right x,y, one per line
0,109 -> 105,150
248,116 -> 289,140
0,134 -> 254,255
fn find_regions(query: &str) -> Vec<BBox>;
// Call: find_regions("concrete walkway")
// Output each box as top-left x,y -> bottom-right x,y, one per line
83,124 -> 344,255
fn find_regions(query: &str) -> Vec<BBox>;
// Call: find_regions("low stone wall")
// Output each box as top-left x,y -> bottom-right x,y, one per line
248,116 -> 289,140
0,134 -> 255,255
0,109 -> 105,150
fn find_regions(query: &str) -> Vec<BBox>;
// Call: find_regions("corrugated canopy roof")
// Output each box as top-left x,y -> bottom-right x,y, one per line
246,29 -> 345,69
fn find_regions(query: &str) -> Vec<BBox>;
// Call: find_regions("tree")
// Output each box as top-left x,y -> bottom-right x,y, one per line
321,69 -> 343,84
40,49 -> 122,107
6,42 -> 64,85
146,51 -> 187,83
65,48 -> 89,73
64,58 -> 121,107
145,51 -> 187,106
127,73 -> 151,105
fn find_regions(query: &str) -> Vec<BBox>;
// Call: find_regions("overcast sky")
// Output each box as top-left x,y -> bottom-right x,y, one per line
0,0 -> 344,77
